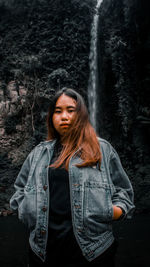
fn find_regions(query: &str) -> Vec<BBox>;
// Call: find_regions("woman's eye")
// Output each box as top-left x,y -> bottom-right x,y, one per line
54,110 -> 61,114
68,109 -> 74,113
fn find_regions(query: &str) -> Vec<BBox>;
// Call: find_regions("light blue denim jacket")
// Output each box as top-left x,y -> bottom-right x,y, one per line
10,138 -> 135,262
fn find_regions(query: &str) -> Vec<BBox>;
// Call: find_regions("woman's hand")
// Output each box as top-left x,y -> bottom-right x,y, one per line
112,205 -> 123,220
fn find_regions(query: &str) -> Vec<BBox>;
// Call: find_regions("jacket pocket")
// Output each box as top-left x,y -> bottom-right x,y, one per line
18,184 -> 37,229
83,181 -> 113,236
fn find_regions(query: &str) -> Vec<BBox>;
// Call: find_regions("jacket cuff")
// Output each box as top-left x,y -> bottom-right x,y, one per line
116,206 -> 126,220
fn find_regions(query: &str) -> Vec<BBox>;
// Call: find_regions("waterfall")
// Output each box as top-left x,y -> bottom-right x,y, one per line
88,0 -> 103,131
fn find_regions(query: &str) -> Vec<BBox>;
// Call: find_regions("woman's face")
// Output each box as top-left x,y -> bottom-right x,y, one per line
52,94 -> 77,137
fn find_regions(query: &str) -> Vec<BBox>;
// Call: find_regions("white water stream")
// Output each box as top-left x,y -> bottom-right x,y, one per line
88,0 -> 103,131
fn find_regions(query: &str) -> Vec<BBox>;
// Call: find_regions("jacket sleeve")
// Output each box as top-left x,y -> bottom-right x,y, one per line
109,147 -> 135,219
10,150 -> 34,211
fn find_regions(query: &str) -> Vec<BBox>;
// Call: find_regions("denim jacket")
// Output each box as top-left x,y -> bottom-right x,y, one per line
10,138 -> 135,262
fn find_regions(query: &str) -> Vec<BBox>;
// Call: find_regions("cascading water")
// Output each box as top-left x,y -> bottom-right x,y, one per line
88,0 -> 103,132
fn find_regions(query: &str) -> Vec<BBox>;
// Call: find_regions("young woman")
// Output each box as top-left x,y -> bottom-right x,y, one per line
10,88 -> 135,267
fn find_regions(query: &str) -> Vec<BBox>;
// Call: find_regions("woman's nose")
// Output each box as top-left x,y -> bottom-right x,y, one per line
61,111 -> 68,120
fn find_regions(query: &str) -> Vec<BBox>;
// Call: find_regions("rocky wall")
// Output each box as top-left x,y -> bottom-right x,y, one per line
0,0 -> 95,211
97,0 -> 150,212
0,0 -> 149,214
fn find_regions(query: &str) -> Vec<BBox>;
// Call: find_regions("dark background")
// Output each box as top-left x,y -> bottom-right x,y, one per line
0,0 -> 150,266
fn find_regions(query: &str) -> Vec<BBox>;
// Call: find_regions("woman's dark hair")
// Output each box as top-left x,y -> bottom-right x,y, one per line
46,87 -> 102,169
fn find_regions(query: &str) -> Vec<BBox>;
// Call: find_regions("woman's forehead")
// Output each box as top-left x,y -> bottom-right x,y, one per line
55,94 -> 76,107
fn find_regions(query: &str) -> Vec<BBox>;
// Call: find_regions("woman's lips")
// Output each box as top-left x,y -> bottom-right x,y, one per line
60,124 -> 69,128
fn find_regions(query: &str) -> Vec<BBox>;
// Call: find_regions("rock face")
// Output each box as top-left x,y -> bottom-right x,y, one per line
0,0 -> 149,213
96,0 -> 150,212
0,0 -> 95,211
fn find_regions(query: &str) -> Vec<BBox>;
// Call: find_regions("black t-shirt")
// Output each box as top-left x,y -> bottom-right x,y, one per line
47,140 -> 85,263
48,140 -> 72,235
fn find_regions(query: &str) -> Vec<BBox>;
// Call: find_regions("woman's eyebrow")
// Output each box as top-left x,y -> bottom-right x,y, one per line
67,106 -> 76,109
55,105 -> 76,109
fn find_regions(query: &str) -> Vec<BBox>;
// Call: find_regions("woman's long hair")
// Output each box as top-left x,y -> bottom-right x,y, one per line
46,88 -> 102,170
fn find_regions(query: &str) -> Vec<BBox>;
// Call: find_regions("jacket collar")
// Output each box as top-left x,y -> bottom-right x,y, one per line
39,139 -> 56,150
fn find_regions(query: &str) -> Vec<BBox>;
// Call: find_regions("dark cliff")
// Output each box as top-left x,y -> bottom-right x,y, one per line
97,0 -> 150,212
0,0 -> 149,213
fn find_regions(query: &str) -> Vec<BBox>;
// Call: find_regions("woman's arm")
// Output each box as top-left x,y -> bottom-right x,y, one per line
10,152 -> 33,211
109,147 -> 135,220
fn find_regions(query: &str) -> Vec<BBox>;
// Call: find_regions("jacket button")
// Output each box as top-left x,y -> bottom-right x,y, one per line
39,252 -> 43,257
73,183 -> 80,187
43,185 -> 47,191
41,229 -> 46,235
74,205 -> 81,209
42,206 -> 47,212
